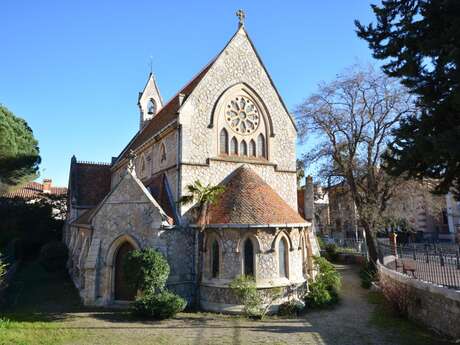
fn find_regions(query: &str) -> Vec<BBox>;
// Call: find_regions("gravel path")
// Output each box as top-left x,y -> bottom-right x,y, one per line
54,264 -> 441,345
4,263 -> 444,345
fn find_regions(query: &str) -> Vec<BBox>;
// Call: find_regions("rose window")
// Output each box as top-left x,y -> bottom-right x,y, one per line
225,96 -> 260,135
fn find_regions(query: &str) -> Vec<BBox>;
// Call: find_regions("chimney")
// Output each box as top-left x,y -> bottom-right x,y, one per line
43,179 -> 52,194
304,175 -> 314,221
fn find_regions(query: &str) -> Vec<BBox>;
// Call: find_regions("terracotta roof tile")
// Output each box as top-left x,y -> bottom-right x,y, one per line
3,181 -> 67,199
207,166 -> 307,225
71,162 -> 111,207
117,62 -> 214,163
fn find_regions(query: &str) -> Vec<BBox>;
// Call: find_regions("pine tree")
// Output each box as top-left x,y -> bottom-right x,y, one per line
0,105 -> 41,195
355,0 -> 460,198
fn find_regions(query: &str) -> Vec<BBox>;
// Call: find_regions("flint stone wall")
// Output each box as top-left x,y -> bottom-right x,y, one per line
378,262 -> 460,340
179,28 -> 297,214
200,227 -> 310,311
85,172 -> 194,305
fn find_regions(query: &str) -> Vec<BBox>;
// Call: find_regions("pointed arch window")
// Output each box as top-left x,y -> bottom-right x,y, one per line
243,238 -> 254,276
240,140 -> 248,156
257,134 -> 266,158
211,240 -> 220,278
147,99 -> 156,115
220,128 -> 229,155
140,156 -> 146,175
230,137 -> 238,155
249,139 -> 256,157
279,238 -> 288,278
160,143 -> 166,163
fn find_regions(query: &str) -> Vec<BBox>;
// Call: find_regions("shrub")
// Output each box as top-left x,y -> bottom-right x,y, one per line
317,237 -> 325,250
305,256 -> 341,309
39,241 -> 68,272
229,275 -> 282,319
124,249 -> 187,319
278,300 -> 304,317
124,248 -> 170,293
0,254 -> 7,286
133,290 -> 187,320
324,243 -> 338,262
359,260 -> 377,289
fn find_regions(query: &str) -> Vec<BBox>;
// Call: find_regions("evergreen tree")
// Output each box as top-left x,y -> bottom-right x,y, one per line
0,105 -> 41,195
355,0 -> 460,198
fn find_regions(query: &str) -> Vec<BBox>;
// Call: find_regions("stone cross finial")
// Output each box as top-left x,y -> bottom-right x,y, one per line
127,149 -> 137,174
236,9 -> 245,27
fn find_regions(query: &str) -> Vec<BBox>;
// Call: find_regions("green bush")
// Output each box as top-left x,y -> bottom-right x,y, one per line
0,196 -> 66,260
0,254 -> 7,286
278,300 -> 304,317
124,249 -> 187,319
124,248 -> 170,293
324,243 -> 339,262
305,256 -> 341,309
133,291 -> 187,320
359,260 -> 377,289
39,241 -> 68,272
229,275 -> 282,319
317,237 -> 325,250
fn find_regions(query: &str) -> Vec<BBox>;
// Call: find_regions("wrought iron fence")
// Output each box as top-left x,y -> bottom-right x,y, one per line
335,238 -> 368,255
377,240 -> 460,290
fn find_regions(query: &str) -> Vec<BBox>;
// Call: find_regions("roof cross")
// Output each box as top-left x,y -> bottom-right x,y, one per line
236,9 -> 245,27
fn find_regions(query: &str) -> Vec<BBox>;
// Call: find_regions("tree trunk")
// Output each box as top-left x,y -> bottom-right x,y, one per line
362,223 -> 379,265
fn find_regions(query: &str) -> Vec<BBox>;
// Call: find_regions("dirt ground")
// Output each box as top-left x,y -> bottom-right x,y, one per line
1,263 -> 449,345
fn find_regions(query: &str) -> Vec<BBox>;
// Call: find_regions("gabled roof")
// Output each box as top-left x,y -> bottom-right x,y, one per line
3,181 -> 67,199
115,62 -> 214,165
143,173 -> 177,225
207,165 -> 307,225
115,25 -> 297,168
138,72 -> 164,107
70,160 -> 111,208
71,207 -> 97,227
71,170 -> 176,227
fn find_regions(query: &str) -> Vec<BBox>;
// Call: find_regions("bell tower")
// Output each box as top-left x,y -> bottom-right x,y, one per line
138,72 -> 163,129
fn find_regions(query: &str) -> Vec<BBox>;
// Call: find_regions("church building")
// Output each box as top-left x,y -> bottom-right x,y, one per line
65,13 -> 320,312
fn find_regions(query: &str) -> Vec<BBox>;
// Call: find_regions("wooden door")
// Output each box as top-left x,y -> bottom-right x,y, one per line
114,242 -> 136,301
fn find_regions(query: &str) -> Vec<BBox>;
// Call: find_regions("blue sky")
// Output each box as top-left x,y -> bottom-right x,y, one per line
1,1 -> 379,186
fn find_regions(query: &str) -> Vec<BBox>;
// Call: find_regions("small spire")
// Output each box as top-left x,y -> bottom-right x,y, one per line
236,9 -> 245,28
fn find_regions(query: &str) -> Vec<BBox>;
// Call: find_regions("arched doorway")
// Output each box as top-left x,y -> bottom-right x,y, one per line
114,242 -> 136,301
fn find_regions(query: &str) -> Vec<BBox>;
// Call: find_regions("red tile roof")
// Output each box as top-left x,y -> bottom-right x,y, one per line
143,173 -> 176,225
70,161 -> 111,207
116,62 -> 214,163
207,166 -> 307,225
3,181 -> 67,199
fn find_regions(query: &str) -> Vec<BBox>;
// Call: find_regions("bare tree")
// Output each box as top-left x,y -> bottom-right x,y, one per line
295,65 -> 417,263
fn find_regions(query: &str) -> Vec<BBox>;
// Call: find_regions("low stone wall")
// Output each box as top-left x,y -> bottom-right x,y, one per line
377,261 -> 460,340
336,253 -> 366,265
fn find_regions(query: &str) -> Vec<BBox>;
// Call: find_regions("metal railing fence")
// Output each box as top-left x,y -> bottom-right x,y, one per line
377,241 -> 460,290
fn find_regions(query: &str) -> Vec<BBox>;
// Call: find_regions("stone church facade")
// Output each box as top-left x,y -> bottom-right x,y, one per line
64,19 -> 320,312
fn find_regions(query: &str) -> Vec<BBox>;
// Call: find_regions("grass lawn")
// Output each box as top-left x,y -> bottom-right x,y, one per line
367,291 -> 450,345
0,262 -> 453,345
